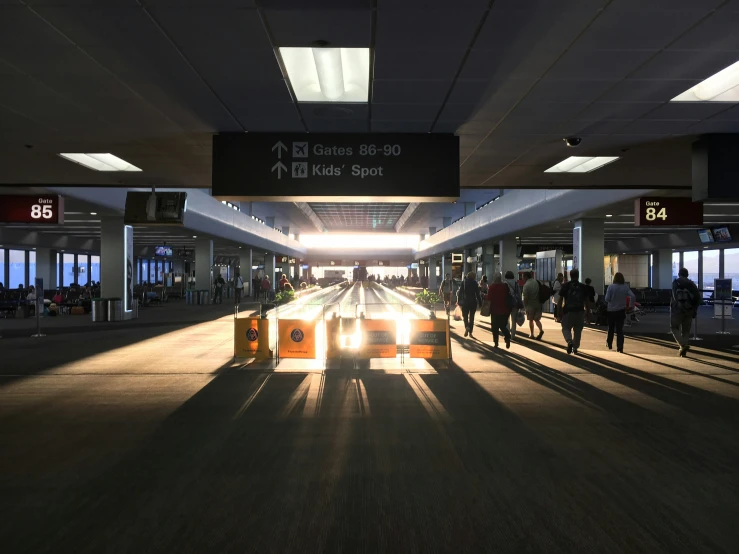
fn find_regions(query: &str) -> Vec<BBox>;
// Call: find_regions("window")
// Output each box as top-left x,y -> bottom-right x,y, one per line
78,254 -> 89,285
683,251 -> 699,288
9,250 -> 25,288
672,252 -> 680,282
91,255 -> 100,283
141,260 -> 148,284
63,253 -> 75,286
701,250 -> 720,299
0,248 -> 5,288
29,251 -> 36,285
149,260 -> 156,283
726,248 -> 739,291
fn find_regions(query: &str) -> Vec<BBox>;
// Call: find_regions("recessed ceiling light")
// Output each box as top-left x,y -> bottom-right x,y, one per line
672,60 -> 739,102
544,156 -> 620,173
605,214 -> 613,218
279,46 -> 370,103
192,235 -> 197,238
90,212 -> 97,215
59,153 -> 142,172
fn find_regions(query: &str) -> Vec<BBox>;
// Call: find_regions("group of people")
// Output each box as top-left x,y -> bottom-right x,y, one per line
227,271 -> 307,305
440,266 -> 702,357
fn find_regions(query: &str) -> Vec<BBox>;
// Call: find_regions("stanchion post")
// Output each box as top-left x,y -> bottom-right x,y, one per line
690,306 -> 703,341
31,277 -> 45,338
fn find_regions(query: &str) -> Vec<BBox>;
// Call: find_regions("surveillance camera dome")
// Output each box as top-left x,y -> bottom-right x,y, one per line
564,137 -> 582,147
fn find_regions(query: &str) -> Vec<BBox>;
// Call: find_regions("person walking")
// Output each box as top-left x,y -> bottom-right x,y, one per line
552,272 -> 564,322
439,273 -> 455,315
556,269 -> 591,355
671,267 -> 700,357
485,273 -> 512,349
457,271 -> 482,338
261,274 -> 271,302
604,272 -> 635,353
521,272 -> 544,340
234,272 -> 244,304
213,274 -> 225,304
504,270 -> 523,340
479,275 -> 489,296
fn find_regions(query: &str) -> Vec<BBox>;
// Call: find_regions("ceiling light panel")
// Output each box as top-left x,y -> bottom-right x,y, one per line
544,156 -> 620,173
59,153 -> 142,172
279,47 -> 370,103
672,60 -> 739,102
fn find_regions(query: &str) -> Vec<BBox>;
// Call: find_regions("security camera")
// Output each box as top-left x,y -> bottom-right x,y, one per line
563,137 -> 582,147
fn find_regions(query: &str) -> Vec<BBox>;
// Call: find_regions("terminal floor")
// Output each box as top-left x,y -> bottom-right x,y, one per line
1,306 -> 739,552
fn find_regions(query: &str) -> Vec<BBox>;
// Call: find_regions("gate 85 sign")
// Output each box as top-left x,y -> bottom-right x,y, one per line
634,197 -> 703,227
0,195 -> 64,225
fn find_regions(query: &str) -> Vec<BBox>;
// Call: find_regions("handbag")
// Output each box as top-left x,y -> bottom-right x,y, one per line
516,309 -> 525,326
480,299 -> 491,317
453,305 -> 463,321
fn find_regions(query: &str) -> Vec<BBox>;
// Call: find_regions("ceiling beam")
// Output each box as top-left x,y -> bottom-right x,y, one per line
394,202 -> 420,233
294,202 -> 327,233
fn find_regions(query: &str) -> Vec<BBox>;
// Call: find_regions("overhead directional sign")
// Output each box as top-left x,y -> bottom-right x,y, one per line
634,197 -> 703,227
0,195 -> 64,224
212,133 -> 460,202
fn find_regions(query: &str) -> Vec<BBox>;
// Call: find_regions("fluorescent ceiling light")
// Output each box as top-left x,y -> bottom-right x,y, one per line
59,153 -> 141,172
672,60 -> 739,102
544,156 -> 619,173
605,214 -> 613,217
279,47 -> 370,103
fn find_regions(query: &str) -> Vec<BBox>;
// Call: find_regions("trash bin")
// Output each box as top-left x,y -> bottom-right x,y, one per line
92,298 -> 107,322
195,289 -> 210,305
108,298 -> 123,322
185,290 -> 193,304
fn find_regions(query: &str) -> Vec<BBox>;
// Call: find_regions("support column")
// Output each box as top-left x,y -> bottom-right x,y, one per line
282,226 -> 290,236
101,218 -> 134,312
464,202 -> 475,216
653,249 -> 673,289
429,256 -> 437,288
239,248 -> 252,300
266,216 -> 275,229
441,255 -> 447,283
35,248 -> 57,290
429,226 -> 437,236
240,202 -> 252,216
499,235 -> 517,277
484,244 -> 495,280
195,237 -> 213,292
442,217 -> 451,228
573,219 -> 605,294
462,248 -> 469,276
264,252 -> 275,291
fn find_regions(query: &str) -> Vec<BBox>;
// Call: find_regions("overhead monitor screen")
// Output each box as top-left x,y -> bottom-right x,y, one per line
697,229 -> 714,244
712,226 -> 733,242
155,245 -> 173,256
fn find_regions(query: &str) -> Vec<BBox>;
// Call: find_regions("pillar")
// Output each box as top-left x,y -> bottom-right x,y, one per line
35,248 -> 57,290
282,226 -> 290,236
240,202 -> 252,216
653,249 -> 673,289
484,244 -> 495,280
441,255 -> 447,282
101,218 -> 134,312
264,252 -> 275,290
464,202 -> 475,216
429,256 -> 437,288
195,237 -> 213,291
499,235 -> 517,278
462,248 -> 469,276
239,248 -> 252,299
573,219 -> 604,294
442,217 -> 451,228
429,226 -> 437,236
266,216 -> 275,229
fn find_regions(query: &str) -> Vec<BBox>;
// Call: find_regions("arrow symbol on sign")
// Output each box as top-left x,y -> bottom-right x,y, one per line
272,160 -> 287,179
271,141 -> 287,159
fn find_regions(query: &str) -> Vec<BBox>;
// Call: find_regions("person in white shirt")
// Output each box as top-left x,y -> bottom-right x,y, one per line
234,272 -> 244,304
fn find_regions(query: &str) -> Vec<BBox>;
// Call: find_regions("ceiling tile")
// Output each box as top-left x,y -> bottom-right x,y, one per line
309,202 -> 409,231
371,103 -> 439,121
375,9 -> 483,51
548,49 -> 655,80
576,101 -> 661,120
372,80 -> 451,104
598,79 -> 698,102
370,120 -> 432,133
264,9 -> 371,47
616,119 -> 696,135
630,50 -> 739,80
373,49 -> 465,81
645,102 -> 728,120
667,7 -> 739,50
0,6 -> 71,45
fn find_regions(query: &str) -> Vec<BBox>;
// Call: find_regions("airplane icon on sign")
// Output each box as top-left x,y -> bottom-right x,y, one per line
293,142 -> 308,158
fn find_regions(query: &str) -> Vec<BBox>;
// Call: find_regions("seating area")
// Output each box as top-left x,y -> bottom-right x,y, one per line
0,284 -> 98,318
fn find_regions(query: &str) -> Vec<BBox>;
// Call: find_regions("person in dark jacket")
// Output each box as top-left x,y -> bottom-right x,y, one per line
485,273 -> 512,349
457,271 -> 482,337
671,267 -> 701,357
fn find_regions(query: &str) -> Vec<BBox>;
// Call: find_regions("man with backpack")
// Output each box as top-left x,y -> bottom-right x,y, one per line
522,272 -> 545,340
671,267 -> 700,357
556,268 -> 591,355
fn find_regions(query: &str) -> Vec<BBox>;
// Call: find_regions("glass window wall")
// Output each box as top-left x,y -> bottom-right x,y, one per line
672,252 -> 680,282
141,260 -> 149,284
28,251 -> 36,285
63,253 -> 75,286
683,251 -> 699,289
9,249 -> 25,288
0,248 -> 5,288
701,249 -> 720,299
149,260 -> 156,283
725,248 -> 739,291
91,255 -> 100,284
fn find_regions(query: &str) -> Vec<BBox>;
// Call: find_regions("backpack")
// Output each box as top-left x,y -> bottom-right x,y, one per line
565,282 -> 586,312
506,281 -> 523,309
537,281 -> 551,304
457,281 -> 467,304
674,284 -> 694,313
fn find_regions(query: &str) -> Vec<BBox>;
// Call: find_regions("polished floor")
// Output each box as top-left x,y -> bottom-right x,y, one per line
1,303 -> 738,553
